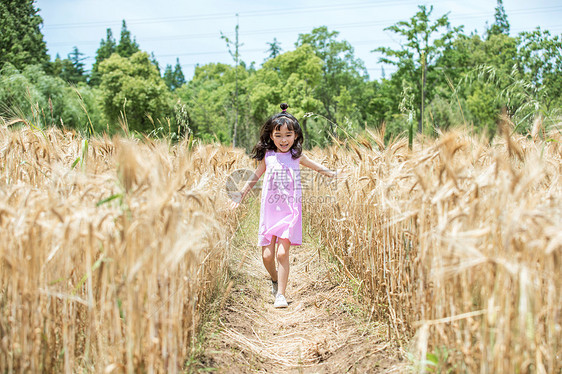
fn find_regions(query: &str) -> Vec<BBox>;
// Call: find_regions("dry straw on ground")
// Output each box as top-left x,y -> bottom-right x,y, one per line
305,122 -> 561,372
0,125 -> 249,372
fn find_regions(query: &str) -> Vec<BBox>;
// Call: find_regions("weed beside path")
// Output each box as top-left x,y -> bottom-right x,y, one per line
190,198 -> 405,373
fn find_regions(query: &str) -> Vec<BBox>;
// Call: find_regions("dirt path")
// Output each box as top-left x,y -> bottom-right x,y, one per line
194,201 -> 406,373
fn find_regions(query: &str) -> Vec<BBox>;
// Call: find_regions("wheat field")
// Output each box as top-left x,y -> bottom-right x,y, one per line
0,125 -> 249,372
1,118 -> 561,372
304,120 -> 562,372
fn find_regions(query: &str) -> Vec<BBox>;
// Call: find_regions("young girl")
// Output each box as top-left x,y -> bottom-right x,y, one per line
230,103 -> 344,308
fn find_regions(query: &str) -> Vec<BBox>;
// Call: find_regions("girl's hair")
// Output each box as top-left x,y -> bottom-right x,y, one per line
250,103 -> 303,160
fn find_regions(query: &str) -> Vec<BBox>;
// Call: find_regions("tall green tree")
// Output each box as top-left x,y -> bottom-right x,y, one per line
90,28 -> 117,86
150,52 -> 161,73
252,44 -> 323,118
173,59 -> 186,88
177,45 -> 323,150
488,0 -> 510,37
296,26 -> 368,136
0,63 -> 102,132
99,51 -> 172,134
517,28 -> 562,112
0,0 -> 48,70
265,38 -> 282,62
375,5 -> 461,133
163,58 -> 185,91
221,14 -> 243,147
116,20 -> 140,58
436,29 -> 521,133
57,46 -> 87,84
48,53 -> 64,77
163,65 -> 174,90
176,63 -> 241,144
250,44 -> 324,147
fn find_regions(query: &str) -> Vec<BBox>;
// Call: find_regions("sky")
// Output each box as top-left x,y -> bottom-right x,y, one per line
36,0 -> 562,81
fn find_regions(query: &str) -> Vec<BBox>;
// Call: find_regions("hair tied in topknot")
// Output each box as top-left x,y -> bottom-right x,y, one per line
280,103 -> 289,112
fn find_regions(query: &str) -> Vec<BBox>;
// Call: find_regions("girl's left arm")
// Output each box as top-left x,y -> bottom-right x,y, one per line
300,153 -> 340,178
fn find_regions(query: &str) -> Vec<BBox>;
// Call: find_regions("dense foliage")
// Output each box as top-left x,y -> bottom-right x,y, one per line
99,51 -> 173,134
1,1 -> 560,148
0,0 -> 48,70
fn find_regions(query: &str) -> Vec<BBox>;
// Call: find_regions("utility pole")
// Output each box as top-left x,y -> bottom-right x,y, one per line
221,15 -> 242,147
234,14 -> 239,148
419,51 -> 427,134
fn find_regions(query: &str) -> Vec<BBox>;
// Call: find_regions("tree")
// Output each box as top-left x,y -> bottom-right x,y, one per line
221,14 -> 243,147
0,0 -> 48,70
177,45 -> 323,150
253,44 -> 323,118
364,78 -> 397,132
68,47 -> 86,75
49,53 -> 64,77
251,44 -> 324,147
99,51 -> 172,134
58,46 -> 87,84
436,31 -> 520,133
488,0 -> 510,37
517,28 -> 562,111
116,20 -> 140,58
163,65 -> 174,90
150,52 -> 161,73
296,26 -> 368,136
173,59 -> 186,88
90,28 -> 117,86
375,5 -> 461,133
176,63 -> 241,144
164,58 -> 185,91
0,63 -> 103,133
265,38 -> 282,62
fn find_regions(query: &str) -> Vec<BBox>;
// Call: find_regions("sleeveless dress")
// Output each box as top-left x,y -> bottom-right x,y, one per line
257,149 -> 302,246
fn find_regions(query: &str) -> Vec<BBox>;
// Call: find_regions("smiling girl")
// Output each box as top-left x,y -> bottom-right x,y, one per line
231,103 -> 345,308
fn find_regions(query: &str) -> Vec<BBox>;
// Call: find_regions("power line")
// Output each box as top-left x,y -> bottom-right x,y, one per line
76,20 -> 561,68
43,0 -> 449,29
43,3 -> 562,31
49,23 -> 562,69
448,5 -> 562,22
158,48 -> 261,58
45,5 -> 562,48
47,20 -> 398,47
42,2 -> 562,77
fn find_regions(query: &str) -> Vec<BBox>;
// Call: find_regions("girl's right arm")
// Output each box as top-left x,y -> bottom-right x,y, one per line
230,158 -> 266,209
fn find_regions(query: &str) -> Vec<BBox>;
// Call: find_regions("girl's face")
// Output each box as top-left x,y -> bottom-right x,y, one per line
270,124 -> 296,153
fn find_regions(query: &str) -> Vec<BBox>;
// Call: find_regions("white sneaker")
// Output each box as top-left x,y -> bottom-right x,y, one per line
274,294 -> 288,308
271,280 -> 278,297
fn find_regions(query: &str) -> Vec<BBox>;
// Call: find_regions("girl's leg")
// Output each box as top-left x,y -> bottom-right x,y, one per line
262,236 -> 278,282
276,238 -> 291,296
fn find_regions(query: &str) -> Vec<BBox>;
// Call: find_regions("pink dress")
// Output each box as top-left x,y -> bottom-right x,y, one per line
257,149 -> 302,246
